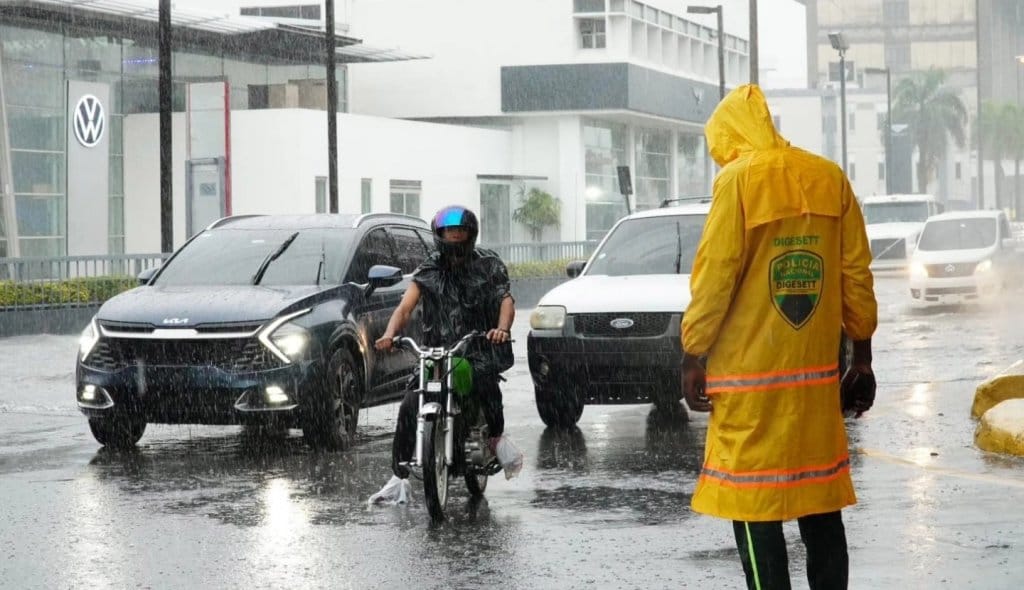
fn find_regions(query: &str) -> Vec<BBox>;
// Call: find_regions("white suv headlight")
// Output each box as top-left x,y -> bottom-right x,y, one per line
259,309 -> 311,363
530,306 -> 566,330
79,317 -> 99,361
909,263 -> 928,280
975,259 -> 993,274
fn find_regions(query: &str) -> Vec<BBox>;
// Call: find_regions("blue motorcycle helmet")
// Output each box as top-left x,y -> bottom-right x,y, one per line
431,205 -> 479,262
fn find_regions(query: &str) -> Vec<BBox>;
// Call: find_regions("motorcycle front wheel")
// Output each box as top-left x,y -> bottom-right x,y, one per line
422,419 -> 449,522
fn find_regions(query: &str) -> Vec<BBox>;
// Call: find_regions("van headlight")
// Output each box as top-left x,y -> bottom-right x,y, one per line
259,309 -> 311,363
909,263 -> 928,280
975,259 -> 993,274
530,306 -> 566,330
79,318 -> 99,361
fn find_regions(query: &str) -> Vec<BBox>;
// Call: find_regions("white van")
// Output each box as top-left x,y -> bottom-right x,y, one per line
908,210 -> 1022,306
861,194 -> 943,271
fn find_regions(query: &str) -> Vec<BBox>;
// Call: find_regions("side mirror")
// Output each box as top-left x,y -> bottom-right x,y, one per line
566,260 -> 586,278
365,264 -> 403,297
137,267 -> 158,286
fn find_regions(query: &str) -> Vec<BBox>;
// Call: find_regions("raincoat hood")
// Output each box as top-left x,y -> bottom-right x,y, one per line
705,84 -> 788,167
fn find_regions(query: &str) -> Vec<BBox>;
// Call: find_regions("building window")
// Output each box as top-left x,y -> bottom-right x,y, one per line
849,162 -> 856,181
583,119 -> 628,240
361,178 -> 372,213
848,113 -> 855,131
634,127 -> 671,209
677,132 -> 709,197
876,112 -> 885,131
315,176 -> 327,213
574,0 -> 605,12
390,180 -> 421,218
579,18 -> 606,49
878,162 -> 886,181
955,162 -> 962,180
480,183 -> 512,244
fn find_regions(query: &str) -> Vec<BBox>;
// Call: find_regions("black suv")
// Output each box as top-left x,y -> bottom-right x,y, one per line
76,213 -> 435,449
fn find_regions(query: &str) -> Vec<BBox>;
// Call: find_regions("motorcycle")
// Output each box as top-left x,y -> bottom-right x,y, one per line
392,331 -> 502,521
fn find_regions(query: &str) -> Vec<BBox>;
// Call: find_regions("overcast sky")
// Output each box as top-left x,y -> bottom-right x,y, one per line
186,0 -> 808,88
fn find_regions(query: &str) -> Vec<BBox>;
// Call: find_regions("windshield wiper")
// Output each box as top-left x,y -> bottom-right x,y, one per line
252,232 -> 299,285
675,220 -> 683,274
315,239 -> 326,286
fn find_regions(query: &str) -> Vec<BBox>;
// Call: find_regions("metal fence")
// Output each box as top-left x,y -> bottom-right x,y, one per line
482,241 -> 599,264
0,254 -> 168,283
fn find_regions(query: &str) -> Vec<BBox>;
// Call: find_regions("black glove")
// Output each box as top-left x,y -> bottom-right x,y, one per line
840,367 -> 876,418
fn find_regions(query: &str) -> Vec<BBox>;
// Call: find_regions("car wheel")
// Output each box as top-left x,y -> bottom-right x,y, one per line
303,347 -> 361,451
88,414 -> 146,448
535,387 -> 583,428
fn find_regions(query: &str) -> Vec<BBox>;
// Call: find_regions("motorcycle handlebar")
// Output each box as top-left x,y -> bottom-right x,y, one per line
392,331 -> 483,357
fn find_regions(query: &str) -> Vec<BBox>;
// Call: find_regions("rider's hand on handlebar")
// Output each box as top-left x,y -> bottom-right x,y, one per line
375,333 -> 396,352
486,327 -> 511,345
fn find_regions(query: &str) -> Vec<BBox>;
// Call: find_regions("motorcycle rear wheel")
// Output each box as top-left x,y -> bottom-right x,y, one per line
422,419 -> 449,522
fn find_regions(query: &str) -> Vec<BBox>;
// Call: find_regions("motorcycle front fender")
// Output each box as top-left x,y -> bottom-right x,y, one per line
419,401 -> 443,421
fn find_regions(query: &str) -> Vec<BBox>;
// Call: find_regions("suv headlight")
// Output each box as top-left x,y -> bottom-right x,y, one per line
259,309 -> 312,363
975,259 -> 993,274
79,318 -> 99,361
530,306 -> 566,330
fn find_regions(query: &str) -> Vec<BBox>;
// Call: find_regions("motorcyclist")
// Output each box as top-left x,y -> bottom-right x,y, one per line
369,205 -> 523,504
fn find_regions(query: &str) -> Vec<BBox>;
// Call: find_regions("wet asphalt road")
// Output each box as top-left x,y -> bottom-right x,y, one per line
2,275 -> 1024,589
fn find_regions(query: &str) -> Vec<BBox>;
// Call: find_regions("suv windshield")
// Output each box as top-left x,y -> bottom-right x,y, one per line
862,201 -> 930,224
586,214 -> 707,276
154,228 -> 350,286
917,218 -> 997,251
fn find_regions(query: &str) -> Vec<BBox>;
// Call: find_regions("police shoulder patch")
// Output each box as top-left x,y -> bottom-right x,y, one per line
769,250 -> 823,329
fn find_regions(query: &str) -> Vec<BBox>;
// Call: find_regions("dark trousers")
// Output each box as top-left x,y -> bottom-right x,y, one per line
732,511 -> 848,590
391,376 -> 504,478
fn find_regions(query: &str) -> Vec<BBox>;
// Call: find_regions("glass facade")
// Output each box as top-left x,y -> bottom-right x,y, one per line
677,132 -> 709,197
0,19 -> 349,258
583,119 -> 629,240
633,127 -> 671,209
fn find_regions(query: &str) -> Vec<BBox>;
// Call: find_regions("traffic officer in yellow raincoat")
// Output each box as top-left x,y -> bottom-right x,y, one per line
681,84 -> 877,590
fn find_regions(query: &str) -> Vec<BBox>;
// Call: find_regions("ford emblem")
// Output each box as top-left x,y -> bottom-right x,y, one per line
610,318 -> 634,329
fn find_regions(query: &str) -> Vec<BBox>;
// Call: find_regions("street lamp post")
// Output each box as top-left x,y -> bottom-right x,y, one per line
829,32 -> 850,176
865,66 -> 892,194
687,5 -> 725,100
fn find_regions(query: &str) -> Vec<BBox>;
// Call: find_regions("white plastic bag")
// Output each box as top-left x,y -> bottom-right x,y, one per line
367,475 -> 413,506
495,435 -> 524,480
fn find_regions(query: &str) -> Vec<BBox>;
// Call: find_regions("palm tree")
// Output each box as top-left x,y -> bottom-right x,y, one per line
512,187 -> 561,241
977,102 -> 1024,213
892,68 -> 968,194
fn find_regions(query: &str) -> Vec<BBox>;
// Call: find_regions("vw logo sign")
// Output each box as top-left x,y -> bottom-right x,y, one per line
73,94 -> 105,148
945,264 -> 956,274
610,318 -> 634,330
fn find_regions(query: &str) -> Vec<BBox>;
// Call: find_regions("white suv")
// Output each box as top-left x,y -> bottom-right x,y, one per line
526,202 -> 709,427
861,194 -> 942,271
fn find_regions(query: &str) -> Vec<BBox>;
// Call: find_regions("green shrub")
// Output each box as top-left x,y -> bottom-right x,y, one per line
507,258 -> 573,279
0,276 -> 137,308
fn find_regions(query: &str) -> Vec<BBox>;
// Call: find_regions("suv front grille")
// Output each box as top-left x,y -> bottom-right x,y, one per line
573,313 -> 671,337
870,239 -> 906,260
84,337 -> 283,372
925,263 -> 976,278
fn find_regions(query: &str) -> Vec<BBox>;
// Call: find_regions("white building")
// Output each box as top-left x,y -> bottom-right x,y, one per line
345,0 -> 771,242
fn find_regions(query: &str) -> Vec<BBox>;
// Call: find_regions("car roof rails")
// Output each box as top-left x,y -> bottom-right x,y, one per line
205,214 -> 267,230
352,212 -> 429,228
660,196 -> 712,208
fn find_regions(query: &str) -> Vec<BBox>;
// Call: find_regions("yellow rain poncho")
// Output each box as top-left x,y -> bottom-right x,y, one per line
682,85 -> 877,522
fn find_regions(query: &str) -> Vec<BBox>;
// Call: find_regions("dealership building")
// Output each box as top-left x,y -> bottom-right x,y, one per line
0,0 -> 770,257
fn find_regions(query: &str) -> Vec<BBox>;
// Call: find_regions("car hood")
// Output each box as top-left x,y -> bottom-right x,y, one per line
912,247 -> 995,265
537,274 -> 691,313
866,222 -> 924,240
97,285 -> 325,326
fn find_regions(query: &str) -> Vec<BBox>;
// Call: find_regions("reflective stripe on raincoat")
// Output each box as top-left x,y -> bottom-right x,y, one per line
681,85 -> 877,522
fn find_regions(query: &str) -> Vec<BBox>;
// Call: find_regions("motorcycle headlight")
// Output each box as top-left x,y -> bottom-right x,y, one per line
259,310 -> 312,363
909,263 -> 928,280
975,259 -> 993,274
530,306 -> 566,330
79,318 -> 99,361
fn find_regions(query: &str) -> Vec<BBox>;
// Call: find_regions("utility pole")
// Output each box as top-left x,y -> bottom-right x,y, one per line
748,0 -> 758,84
158,0 -> 173,252
325,0 -> 339,213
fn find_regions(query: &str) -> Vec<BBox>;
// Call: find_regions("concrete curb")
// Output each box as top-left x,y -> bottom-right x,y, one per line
973,360 -> 1024,457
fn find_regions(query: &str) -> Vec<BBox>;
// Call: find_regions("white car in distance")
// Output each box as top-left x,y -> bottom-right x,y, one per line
861,194 -> 942,271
